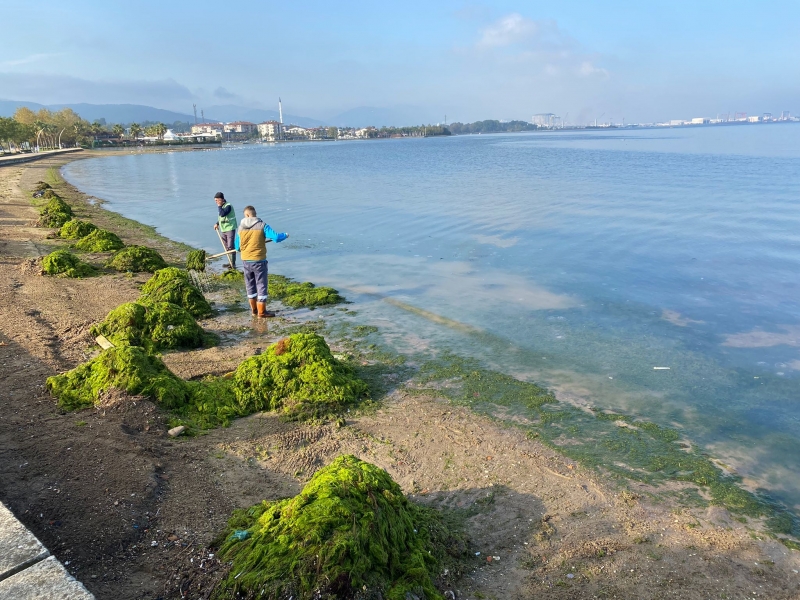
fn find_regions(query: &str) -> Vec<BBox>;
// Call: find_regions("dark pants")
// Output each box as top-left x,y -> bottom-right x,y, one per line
243,260 -> 268,302
219,230 -> 236,266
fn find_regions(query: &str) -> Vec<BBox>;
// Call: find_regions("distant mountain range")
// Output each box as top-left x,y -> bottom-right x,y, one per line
0,99 -> 444,128
0,100 -> 324,128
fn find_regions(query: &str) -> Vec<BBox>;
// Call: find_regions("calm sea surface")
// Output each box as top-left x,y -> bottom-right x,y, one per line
63,125 -> 800,509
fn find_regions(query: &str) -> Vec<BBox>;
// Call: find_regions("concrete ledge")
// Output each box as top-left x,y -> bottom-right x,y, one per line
0,556 -> 93,599
0,148 -> 82,167
0,502 -> 94,598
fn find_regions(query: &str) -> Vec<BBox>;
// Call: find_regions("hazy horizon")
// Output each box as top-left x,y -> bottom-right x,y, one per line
1,0 -> 798,125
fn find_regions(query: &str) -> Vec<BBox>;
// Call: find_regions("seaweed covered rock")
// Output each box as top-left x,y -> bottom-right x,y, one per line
59,219 -> 97,239
91,301 -> 209,350
186,249 -> 206,271
214,455 -> 460,600
33,181 -> 51,193
39,196 -> 73,228
106,245 -> 167,273
42,250 -> 97,278
214,269 -> 243,282
232,333 -> 368,419
140,267 -> 213,318
46,345 -> 189,411
268,274 -> 345,309
75,228 -> 124,252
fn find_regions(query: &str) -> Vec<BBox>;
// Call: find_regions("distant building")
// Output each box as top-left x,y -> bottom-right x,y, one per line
223,121 -> 258,134
284,126 -> 311,139
532,113 -> 557,127
191,123 -> 224,135
691,118 -> 709,125
669,120 -> 685,126
747,116 -> 761,123
257,121 -> 282,141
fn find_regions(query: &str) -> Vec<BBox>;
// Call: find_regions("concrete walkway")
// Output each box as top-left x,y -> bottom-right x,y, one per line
0,148 -> 82,167
0,502 -> 94,599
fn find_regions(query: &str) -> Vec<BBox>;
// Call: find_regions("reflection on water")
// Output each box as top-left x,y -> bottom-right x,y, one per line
63,124 -> 800,509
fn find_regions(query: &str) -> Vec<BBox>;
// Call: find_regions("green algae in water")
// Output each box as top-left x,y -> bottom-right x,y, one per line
46,345 -> 190,411
213,269 -> 244,282
232,333 -> 369,420
140,267 -> 213,319
214,454 -> 462,600
74,228 -> 124,252
59,219 -> 97,240
90,301 -> 211,350
414,352 -> 800,537
268,274 -> 345,309
186,249 -> 206,271
106,245 -> 168,273
42,250 -> 98,278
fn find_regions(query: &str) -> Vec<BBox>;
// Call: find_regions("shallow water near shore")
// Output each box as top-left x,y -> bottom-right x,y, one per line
63,124 -> 800,510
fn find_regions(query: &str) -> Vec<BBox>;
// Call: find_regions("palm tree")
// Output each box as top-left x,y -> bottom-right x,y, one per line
155,122 -> 167,140
112,124 -> 125,139
129,123 -> 142,140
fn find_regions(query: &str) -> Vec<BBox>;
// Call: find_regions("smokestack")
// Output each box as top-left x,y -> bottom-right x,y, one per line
278,98 -> 283,124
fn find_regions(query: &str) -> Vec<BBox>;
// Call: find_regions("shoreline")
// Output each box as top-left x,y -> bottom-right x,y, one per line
1,152 -> 799,599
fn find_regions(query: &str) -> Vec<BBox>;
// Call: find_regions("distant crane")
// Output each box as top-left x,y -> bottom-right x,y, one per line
595,113 -> 605,127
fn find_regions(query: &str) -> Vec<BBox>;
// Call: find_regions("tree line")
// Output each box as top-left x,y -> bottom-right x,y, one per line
0,107 -> 176,152
447,120 -> 538,135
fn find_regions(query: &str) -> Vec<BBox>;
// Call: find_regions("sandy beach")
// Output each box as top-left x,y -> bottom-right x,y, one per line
0,151 -> 798,599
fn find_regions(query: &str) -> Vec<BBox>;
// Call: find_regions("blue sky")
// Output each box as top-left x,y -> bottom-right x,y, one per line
1,0 -> 798,124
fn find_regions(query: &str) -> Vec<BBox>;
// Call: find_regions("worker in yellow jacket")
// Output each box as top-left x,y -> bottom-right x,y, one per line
234,205 -> 288,318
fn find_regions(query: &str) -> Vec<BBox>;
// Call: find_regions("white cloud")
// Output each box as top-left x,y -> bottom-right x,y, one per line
0,53 -> 59,68
477,13 -> 540,48
579,61 -> 609,78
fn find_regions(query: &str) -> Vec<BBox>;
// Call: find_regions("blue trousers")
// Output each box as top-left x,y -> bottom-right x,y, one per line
243,260 -> 268,302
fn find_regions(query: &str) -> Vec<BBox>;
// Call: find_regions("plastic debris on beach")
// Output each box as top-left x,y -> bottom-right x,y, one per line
59,220 -> 97,240
42,249 -> 98,278
268,274 -> 345,309
213,454 -> 466,600
75,229 -> 125,252
106,245 -> 168,273
140,267 -> 213,319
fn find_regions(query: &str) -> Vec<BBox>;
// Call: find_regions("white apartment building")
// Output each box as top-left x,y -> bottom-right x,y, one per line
257,121 -> 282,141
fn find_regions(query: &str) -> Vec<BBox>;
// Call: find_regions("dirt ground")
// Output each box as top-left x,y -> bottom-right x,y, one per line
1,154 -> 799,600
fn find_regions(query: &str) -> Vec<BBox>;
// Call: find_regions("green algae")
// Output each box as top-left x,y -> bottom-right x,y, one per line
90,301 -> 211,350
39,196 -> 73,228
232,333 -> 369,420
106,245 -> 168,273
41,250 -> 98,278
186,249 -> 206,271
140,267 -> 213,319
33,181 -> 51,193
46,345 -> 189,411
413,352 -> 800,538
214,269 -> 244,282
59,220 -> 97,240
213,454 -> 462,600
74,228 -> 124,252
268,274 -> 345,309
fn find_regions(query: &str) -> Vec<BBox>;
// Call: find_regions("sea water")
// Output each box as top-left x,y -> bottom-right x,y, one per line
62,124 -> 800,509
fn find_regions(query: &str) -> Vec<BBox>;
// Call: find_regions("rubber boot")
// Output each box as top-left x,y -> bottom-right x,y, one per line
257,302 -> 276,318
248,298 -> 258,315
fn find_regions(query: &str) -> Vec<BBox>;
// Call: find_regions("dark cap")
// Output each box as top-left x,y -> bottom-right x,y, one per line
214,192 -> 225,200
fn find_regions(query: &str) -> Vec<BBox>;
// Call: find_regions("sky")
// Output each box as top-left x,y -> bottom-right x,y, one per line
0,0 -> 798,124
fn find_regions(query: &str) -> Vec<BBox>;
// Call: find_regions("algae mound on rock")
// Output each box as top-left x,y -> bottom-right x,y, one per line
140,267 -> 213,318
46,345 -> 189,411
106,245 -> 168,273
74,228 -> 124,252
268,274 -> 345,309
39,196 -> 73,228
186,249 -> 206,271
42,250 -> 97,278
59,220 -> 97,240
214,455 -> 461,600
33,181 -> 51,193
232,333 -> 368,419
91,301 -> 210,350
